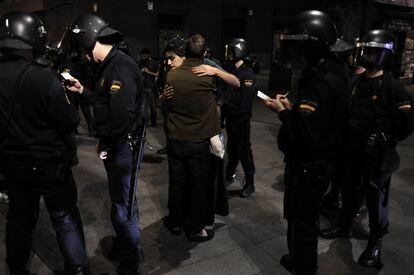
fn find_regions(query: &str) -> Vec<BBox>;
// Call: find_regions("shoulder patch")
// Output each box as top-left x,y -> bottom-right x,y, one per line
398,101 -> 412,112
299,100 -> 318,113
110,80 -> 122,93
244,79 -> 254,87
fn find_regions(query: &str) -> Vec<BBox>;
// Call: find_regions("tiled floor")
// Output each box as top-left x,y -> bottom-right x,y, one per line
1,99 -> 414,274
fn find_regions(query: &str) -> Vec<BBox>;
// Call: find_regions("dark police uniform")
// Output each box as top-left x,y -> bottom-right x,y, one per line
339,71 -> 414,246
56,57 -> 94,136
278,57 -> 348,274
83,47 -> 145,269
0,55 -> 88,273
225,63 -> 256,186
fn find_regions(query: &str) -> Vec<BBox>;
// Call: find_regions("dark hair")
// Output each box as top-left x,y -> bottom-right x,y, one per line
140,48 -> 150,55
185,34 -> 206,59
165,36 -> 186,57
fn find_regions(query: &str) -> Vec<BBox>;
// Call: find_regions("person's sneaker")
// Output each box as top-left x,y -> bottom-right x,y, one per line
0,192 -> 9,204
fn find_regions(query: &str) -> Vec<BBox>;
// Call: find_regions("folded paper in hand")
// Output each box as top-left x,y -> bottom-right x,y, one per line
257,90 -> 270,100
210,133 -> 225,159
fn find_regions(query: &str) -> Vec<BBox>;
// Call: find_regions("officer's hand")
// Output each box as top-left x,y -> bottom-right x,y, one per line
192,65 -> 218,77
159,84 -> 174,103
264,97 -> 286,113
276,94 -> 293,110
99,151 -> 108,160
96,144 -> 109,160
64,78 -> 84,94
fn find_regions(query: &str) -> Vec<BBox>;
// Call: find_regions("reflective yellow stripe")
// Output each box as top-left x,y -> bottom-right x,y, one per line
399,104 -> 411,110
300,104 -> 316,112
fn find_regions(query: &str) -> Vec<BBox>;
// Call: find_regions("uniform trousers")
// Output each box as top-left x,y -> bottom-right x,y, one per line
1,158 -> 88,272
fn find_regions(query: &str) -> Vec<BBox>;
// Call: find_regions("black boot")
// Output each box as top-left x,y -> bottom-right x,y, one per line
65,265 -> 91,275
106,236 -> 122,261
319,225 -> 351,239
225,173 -> 236,183
118,262 -> 142,275
118,247 -> 144,275
280,254 -> 294,274
240,174 -> 254,198
358,238 -> 384,269
240,184 -> 255,198
156,147 -> 167,155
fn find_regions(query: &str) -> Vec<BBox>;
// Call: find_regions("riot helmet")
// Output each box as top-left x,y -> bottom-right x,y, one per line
225,38 -> 249,62
66,14 -> 122,53
0,11 -> 47,52
281,10 -> 337,66
356,29 -> 394,70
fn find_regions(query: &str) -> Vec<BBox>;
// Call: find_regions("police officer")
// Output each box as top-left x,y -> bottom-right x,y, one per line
0,11 -> 90,275
55,49 -> 95,137
64,14 -> 145,275
224,38 -> 256,198
264,10 -> 348,274
320,30 -> 414,269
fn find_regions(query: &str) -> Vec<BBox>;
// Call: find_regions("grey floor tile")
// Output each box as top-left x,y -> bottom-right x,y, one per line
165,244 -> 277,275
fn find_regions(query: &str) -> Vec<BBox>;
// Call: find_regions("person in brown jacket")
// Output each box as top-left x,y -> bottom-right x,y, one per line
163,34 -> 220,242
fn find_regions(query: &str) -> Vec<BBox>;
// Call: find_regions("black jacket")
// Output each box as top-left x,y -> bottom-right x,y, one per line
83,48 -> 144,147
278,57 -> 349,164
348,71 -> 414,144
226,62 -> 256,122
0,56 -> 79,160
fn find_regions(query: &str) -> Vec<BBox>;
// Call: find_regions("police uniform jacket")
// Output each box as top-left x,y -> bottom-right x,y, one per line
278,57 -> 348,164
348,71 -> 414,145
84,48 -> 144,148
0,55 -> 80,160
226,62 -> 256,122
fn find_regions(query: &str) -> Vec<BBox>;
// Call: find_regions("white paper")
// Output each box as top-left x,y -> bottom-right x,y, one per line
61,72 -> 74,80
257,90 -> 270,100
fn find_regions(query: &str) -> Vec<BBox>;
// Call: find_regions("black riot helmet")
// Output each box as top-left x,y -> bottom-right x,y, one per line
66,14 -> 123,53
225,38 -> 249,62
0,11 -> 47,52
281,10 -> 337,66
356,29 -> 394,70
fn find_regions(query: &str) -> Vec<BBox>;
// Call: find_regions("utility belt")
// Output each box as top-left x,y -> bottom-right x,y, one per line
0,154 -> 58,165
0,152 -> 72,182
362,131 -> 399,175
288,159 -> 333,184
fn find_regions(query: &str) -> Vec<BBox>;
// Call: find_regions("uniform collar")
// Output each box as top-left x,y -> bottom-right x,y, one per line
312,56 -> 337,72
235,62 -> 249,71
100,47 -> 118,69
